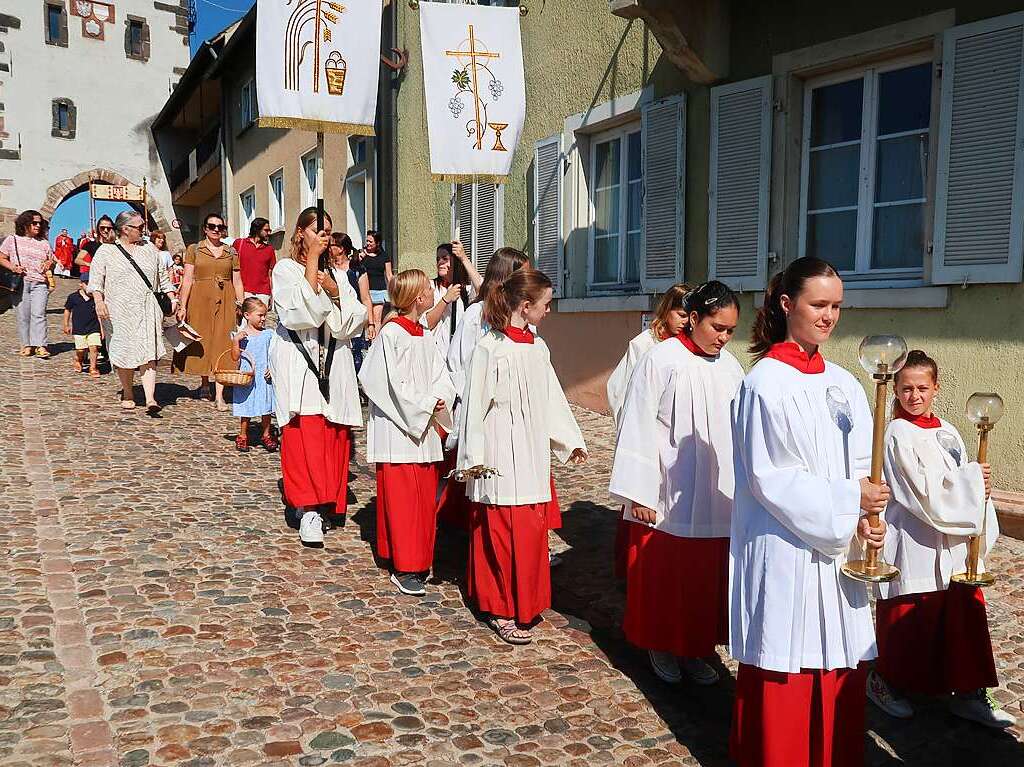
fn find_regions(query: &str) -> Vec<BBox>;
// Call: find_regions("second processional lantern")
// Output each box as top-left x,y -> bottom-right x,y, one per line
841,334 -> 908,584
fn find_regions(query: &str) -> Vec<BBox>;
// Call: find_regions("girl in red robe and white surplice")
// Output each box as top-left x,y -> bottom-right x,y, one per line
457,268 -> 587,645
610,281 -> 743,686
867,350 -> 1014,728
606,282 -> 692,578
730,256 -> 889,767
358,269 -> 457,597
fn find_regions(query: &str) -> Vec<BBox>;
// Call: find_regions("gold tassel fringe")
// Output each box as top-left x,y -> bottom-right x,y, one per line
256,116 -> 376,136
431,173 -> 509,184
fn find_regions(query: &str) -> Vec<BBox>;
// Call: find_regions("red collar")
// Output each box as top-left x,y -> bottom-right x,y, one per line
677,332 -> 716,358
388,315 -> 424,337
764,342 -> 825,374
894,402 -> 941,429
501,325 -> 535,344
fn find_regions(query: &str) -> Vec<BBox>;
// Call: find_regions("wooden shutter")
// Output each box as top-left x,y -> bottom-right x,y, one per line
475,183 -> 497,273
533,135 -> 563,296
641,95 -> 686,292
932,13 -> 1024,285
709,76 -> 772,291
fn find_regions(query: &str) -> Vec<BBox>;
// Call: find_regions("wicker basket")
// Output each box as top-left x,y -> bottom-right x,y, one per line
213,349 -> 255,388
325,53 -> 347,95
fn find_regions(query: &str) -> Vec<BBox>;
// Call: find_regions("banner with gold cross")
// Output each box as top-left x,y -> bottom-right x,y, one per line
419,2 -> 526,183
255,0 -> 382,135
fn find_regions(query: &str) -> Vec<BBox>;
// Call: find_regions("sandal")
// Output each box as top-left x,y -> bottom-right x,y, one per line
215,400 -> 230,412
146,404 -> 162,418
18,347 -> 33,357
235,434 -> 250,453
488,617 -> 532,645
261,435 -> 279,452
34,347 -> 51,359
120,399 -> 136,410
89,369 -> 100,379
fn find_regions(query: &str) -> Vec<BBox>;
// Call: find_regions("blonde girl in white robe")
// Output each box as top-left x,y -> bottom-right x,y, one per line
729,256 -> 888,767
610,280 -> 743,687
867,350 -> 1013,728
457,268 -> 586,645
606,282 -> 692,578
358,269 -> 457,598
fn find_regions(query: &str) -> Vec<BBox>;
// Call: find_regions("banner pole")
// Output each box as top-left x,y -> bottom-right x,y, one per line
316,131 -> 326,269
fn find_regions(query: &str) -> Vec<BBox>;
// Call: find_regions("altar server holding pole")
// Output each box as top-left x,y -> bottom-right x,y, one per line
729,256 -> 888,767
457,269 -> 586,645
610,281 -> 743,686
866,350 -> 1013,728
359,269 -> 457,598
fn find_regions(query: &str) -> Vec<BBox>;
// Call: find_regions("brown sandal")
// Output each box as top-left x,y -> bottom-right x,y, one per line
235,434 -> 250,453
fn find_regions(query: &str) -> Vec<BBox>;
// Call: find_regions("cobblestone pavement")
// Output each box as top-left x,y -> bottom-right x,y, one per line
2,281 -> 1023,767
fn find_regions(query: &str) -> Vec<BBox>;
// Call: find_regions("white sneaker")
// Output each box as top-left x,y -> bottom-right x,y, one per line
866,670 -> 914,719
680,657 -> 719,686
299,511 -> 324,547
648,650 -> 681,684
949,688 -> 1017,729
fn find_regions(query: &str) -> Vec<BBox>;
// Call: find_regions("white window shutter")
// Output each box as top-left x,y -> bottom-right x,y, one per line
709,76 -> 772,291
933,13 -> 1024,285
533,135 -> 563,296
453,182 -> 474,260
641,95 -> 686,293
475,183 -> 497,273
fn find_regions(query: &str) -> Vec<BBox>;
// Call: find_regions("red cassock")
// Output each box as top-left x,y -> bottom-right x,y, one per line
436,451 -> 473,531
280,415 -> 351,512
376,462 -> 441,573
623,526 -> 728,657
468,501 -> 550,625
875,582 -> 997,695
730,663 -> 867,767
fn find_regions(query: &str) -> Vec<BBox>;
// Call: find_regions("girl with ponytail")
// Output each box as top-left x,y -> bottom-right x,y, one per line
457,268 -> 587,645
730,257 -> 890,766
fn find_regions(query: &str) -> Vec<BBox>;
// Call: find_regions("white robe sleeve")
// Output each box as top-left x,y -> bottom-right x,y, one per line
885,432 -> 987,536
274,263 -> 335,332
608,353 -> 663,511
735,390 -> 861,558
358,330 -> 446,441
447,303 -> 482,396
456,338 -> 496,471
546,362 -> 586,464
428,344 -> 458,432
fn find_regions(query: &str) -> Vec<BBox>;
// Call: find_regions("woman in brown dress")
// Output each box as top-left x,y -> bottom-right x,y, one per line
173,212 -> 244,410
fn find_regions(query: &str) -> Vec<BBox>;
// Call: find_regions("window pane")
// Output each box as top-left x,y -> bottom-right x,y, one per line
807,210 -> 857,271
595,139 -> 620,190
627,131 -> 642,182
877,63 -> 932,136
872,203 -> 924,270
875,134 -> 927,203
58,104 -> 69,131
48,7 -> 61,41
594,236 -> 619,283
624,232 -> 641,283
808,144 -> 860,210
594,187 -> 620,239
627,180 -> 642,234
810,78 -> 863,146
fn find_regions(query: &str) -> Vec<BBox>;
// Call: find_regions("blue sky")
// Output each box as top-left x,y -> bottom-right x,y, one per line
191,0 -> 253,54
48,192 -> 133,246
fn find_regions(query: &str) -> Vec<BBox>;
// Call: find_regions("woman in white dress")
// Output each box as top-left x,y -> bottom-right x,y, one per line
90,211 -> 176,417
729,256 -> 888,767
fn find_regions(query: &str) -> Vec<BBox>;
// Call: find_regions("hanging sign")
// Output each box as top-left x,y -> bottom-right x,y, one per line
419,3 -> 526,183
255,0 -> 383,135
90,183 -> 145,202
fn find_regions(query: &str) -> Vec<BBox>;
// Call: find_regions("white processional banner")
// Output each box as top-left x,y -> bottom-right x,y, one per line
255,0 -> 382,135
419,3 -> 526,182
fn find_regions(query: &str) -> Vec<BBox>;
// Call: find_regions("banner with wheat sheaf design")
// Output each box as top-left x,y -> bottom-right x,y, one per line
255,0 -> 382,135
420,3 -> 526,183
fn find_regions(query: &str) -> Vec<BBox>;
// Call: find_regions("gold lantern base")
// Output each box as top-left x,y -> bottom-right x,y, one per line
841,559 -> 901,583
950,570 -> 996,587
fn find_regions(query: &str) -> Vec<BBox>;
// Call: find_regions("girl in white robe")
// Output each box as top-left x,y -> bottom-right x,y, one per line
270,209 -> 366,548
358,269 -> 457,598
457,268 -> 587,645
422,241 -> 482,361
729,257 -> 888,767
610,281 -> 743,687
867,350 -> 1013,728
606,282 -> 692,578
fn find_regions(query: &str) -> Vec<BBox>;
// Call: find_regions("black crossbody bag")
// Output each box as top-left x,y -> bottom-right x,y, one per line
116,244 -> 174,316
0,237 -> 25,294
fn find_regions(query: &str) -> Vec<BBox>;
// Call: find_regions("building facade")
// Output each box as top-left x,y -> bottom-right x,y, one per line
0,0 -> 191,241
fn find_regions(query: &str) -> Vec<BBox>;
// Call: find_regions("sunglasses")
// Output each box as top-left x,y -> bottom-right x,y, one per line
98,226 -> 113,232
30,220 -> 43,226
206,224 -> 228,232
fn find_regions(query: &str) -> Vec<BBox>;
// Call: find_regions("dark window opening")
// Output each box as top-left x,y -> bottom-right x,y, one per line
56,102 -> 69,132
128,20 -> 144,57
46,5 -> 61,42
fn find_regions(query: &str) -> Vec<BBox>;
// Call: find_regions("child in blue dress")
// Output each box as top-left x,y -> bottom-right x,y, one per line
232,297 -> 277,453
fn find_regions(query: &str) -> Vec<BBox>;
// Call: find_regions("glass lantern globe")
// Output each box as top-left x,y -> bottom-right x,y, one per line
858,335 -> 908,377
966,392 -> 1004,426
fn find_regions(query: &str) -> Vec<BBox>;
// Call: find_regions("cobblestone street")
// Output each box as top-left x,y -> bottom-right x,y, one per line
2,282 -> 1024,767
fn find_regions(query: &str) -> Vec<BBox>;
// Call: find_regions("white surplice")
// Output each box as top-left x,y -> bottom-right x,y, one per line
358,320 -> 457,464
424,282 -> 476,361
457,331 -> 586,505
610,340 -> 744,538
730,358 -> 877,673
269,258 -> 366,427
877,417 -> 999,599
606,329 -> 659,431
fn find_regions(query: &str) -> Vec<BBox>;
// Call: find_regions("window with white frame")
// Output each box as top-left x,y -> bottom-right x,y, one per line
800,59 -> 933,280
240,79 -> 257,130
589,124 -> 643,288
268,170 -> 285,230
301,150 -> 319,209
239,188 -> 256,238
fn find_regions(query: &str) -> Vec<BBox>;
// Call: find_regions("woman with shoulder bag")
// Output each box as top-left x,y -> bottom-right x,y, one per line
89,211 -> 177,417
0,210 -> 56,357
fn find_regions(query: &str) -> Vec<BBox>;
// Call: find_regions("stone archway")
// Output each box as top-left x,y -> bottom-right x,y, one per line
40,168 -> 176,245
